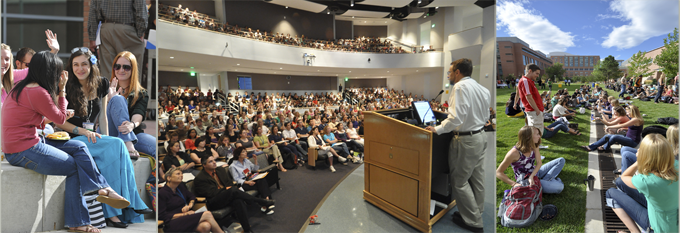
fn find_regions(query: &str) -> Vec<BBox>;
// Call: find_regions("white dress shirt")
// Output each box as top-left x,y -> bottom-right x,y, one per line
282,129 -> 297,140
434,77 -> 490,135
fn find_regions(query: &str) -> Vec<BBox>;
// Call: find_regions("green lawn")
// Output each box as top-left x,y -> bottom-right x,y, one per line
496,83 -> 589,232
495,83 -> 678,232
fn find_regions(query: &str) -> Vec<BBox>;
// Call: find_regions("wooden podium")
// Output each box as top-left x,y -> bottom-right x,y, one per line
363,108 -> 454,233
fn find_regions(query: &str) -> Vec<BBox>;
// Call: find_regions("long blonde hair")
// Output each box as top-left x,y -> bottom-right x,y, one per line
515,126 -> 540,153
627,105 -> 643,124
667,124 -> 678,156
637,133 -> 678,182
2,44 -> 14,94
110,51 -> 144,105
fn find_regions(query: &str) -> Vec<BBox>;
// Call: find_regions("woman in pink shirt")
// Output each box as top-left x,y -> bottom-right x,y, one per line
1,51 -> 129,233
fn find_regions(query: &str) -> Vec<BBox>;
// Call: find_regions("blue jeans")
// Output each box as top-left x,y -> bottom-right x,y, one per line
4,138 -> 109,228
621,146 -> 638,172
654,85 -> 664,103
606,177 -> 650,232
106,95 -> 156,157
537,157 -> 565,194
619,84 -> 627,98
543,121 -> 570,139
588,134 -> 638,151
331,143 -> 350,157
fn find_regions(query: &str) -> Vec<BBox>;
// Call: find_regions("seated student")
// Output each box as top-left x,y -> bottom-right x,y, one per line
346,120 -> 365,146
542,119 -> 581,139
236,128 -> 264,157
184,129 -> 199,151
216,135 -> 236,163
193,118 -> 207,137
252,126 -> 286,172
104,52 -> 155,159
595,106 -> 630,134
165,130 -> 187,153
505,92 -> 524,117
334,123 -> 364,161
164,141 -> 199,176
176,120 -> 189,141
158,167 -> 225,233
615,124 -> 678,175
283,122 -> 307,162
229,147 -> 274,201
194,156 -> 276,233
269,125 -> 303,167
496,126 -> 565,194
552,97 -> 575,120
205,126 -> 219,148
308,127 -> 348,172
607,134 -> 678,233
189,137 -> 219,165
322,125 -> 355,161
584,105 -> 643,151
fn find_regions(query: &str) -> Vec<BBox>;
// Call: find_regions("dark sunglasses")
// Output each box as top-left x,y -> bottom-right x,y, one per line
113,64 -> 132,71
71,47 -> 90,54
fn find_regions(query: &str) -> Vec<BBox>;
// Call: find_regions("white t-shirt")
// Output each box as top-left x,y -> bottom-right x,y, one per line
552,104 -> 568,118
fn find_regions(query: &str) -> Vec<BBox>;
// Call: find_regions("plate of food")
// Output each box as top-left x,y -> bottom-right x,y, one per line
46,132 -> 70,141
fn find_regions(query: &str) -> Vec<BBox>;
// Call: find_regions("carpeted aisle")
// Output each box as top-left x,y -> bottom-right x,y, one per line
233,162 -> 361,232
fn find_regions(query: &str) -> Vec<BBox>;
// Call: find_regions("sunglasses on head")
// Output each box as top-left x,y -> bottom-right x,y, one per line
71,47 -> 90,54
113,64 -> 132,71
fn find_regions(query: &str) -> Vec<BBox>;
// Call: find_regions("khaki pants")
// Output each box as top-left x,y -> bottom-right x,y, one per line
99,23 -> 145,80
449,132 -> 487,228
262,145 -> 283,165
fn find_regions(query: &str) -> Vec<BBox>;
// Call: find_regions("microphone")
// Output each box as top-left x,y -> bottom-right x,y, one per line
434,90 -> 444,100
421,90 -> 442,126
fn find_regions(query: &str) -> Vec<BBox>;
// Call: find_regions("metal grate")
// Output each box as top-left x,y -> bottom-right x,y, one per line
594,123 -> 629,233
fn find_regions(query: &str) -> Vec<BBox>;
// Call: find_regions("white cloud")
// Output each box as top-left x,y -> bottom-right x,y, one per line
497,0 -> 575,53
597,14 -> 622,20
601,0 -> 679,50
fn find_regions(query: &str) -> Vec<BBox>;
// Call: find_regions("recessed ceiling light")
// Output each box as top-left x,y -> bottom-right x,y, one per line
235,69 -> 237,71
317,70 -> 319,71
285,6 -> 288,8
424,16 -> 427,18
237,64 -> 240,66
352,16 -> 355,18
436,6 -> 439,9
170,57 -> 174,59
349,71 -> 351,73
181,69 -> 184,71
385,21 -> 387,23
387,71 -> 390,72
280,67 -> 283,69
327,11 -> 330,14
416,70 -> 419,72
364,21 -> 367,23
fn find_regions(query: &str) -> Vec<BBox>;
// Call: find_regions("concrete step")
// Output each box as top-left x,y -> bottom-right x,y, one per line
1,157 -> 154,232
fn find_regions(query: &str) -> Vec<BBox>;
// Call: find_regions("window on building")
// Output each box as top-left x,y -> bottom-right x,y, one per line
505,46 -> 512,48
507,60 -> 513,62
506,53 -> 512,55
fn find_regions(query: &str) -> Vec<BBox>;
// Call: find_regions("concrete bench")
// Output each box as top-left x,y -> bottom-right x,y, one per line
1,157 -> 153,232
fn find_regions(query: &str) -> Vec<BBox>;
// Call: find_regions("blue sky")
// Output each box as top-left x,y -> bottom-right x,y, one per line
497,0 -> 679,62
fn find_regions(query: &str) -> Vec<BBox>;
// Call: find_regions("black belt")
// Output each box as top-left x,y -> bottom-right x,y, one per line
104,21 -> 134,27
453,128 -> 484,136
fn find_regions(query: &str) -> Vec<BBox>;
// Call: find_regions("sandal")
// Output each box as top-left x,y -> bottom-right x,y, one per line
575,130 -> 582,136
68,225 -> 100,233
128,150 -> 140,160
96,187 -> 130,209
597,146 -> 606,151
581,146 -> 592,151
613,169 -> 622,175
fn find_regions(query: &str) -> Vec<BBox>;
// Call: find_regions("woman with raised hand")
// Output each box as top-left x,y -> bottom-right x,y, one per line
104,51 -> 155,159
2,29 -> 59,104
607,134 -> 679,233
2,51 -> 129,233
54,47 -> 151,227
496,126 -> 565,194
583,105 -> 644,152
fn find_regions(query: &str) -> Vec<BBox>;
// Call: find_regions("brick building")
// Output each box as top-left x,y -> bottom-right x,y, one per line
497,37 -> 552,81
549,54 -> 600,78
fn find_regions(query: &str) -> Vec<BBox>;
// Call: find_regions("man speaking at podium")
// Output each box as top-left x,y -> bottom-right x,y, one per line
425,58 -> 490,232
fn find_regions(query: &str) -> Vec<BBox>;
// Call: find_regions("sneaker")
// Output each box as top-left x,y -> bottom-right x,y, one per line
338,156 -> 347,163
330,165 -> 336,172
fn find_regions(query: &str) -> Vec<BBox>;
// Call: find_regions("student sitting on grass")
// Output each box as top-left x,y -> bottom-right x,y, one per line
496,126 -> 565,194
615,124 -> 678,175
505,92 -> 524,117
606,133 -> 678,233
542,119 -> 581,138
595,106 -> 629,135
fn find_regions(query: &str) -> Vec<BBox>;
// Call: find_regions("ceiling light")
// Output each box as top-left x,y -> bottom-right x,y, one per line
418,0 -> 422,4
327,11 -> 330,14
387,71 -> 390,72
416,70 -> 419,72
424,16 -> 427,18
436,6 -> 439,9
349,71 -> 351,73
169,57 -> 174,59
280,67 -> 283,69
181,69 -> 184,71
317,70 -> 320,71
364,21 -> 367,23
237,64 -> 240,66
285,6 -> 288,8
352,16 -> 354,18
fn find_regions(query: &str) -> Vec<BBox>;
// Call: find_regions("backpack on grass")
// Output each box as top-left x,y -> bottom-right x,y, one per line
498,175 -> 543,228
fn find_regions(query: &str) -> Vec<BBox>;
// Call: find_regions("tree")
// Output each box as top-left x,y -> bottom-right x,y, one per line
627,51 -> 653,78
545,63 -> 566,81
654,27 -> 678,83
592,55 -> 621,81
